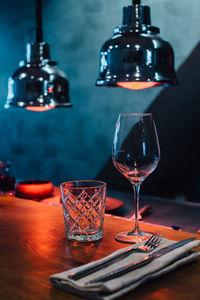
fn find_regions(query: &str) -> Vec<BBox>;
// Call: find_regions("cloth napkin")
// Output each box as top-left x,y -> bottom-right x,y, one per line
49,238 -> 200,300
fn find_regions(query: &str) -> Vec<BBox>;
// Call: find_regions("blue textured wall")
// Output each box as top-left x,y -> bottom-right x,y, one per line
0,0 -> 199,186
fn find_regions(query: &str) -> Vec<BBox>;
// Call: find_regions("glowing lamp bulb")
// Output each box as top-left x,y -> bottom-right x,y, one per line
26,106 -> 55,112
117,82 -> 162,90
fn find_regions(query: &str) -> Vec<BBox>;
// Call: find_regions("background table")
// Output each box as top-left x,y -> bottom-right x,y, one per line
0,196 -> 199,300
40,187 -> 200,233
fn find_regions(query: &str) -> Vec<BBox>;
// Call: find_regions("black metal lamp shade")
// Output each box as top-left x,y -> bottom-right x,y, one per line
96,2 -> 178,90
5,0 -> 72,111
6,42 -> 72,111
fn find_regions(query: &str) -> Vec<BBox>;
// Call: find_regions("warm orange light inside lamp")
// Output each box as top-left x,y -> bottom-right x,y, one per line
26,106 -> 55,112
117,82 -> 162,90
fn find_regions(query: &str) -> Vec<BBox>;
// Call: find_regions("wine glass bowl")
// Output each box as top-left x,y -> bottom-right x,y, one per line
112,113 -> 160,243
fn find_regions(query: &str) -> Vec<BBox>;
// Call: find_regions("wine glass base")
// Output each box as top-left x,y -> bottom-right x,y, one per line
115,230 -> 152,244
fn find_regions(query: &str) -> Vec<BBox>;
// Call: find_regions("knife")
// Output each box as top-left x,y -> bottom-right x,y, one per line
86,238 -> 195,284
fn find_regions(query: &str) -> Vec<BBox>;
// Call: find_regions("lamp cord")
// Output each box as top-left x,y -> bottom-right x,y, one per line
132,0 -> 141,5
35,0 -> 43,42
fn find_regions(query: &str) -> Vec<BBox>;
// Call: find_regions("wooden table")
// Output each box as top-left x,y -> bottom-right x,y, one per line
0,196 -> 199,300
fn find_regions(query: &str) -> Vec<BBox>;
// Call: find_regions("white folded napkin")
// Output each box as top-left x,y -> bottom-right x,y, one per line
49,239 -> 200,300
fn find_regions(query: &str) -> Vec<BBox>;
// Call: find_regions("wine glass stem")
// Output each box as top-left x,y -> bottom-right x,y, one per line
132,182 -> 141,234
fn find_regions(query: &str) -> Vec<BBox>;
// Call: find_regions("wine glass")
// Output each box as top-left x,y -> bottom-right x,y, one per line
112,113 -> 160,243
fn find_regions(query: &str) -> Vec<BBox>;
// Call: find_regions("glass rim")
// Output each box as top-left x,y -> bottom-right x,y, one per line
60,180 -> 107,189
119,113 -> 152,116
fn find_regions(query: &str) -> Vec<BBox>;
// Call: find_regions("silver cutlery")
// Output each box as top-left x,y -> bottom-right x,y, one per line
86,238 -> 196,284
69,232 -> 164,280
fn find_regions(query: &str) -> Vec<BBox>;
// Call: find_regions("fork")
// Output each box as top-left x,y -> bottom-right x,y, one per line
68,232 -> 165,280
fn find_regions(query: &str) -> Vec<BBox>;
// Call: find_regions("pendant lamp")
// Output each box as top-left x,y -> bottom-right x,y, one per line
5,0 -> 72,111
96,0 -> 178,90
